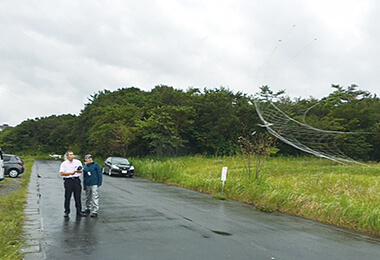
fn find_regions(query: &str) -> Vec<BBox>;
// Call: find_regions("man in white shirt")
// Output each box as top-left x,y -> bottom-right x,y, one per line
60,151 -> 86,218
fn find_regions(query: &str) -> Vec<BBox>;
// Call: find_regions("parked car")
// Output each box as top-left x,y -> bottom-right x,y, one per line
0,149 -> 4,181
102,157 -> 134,177
3,154 -> 24,178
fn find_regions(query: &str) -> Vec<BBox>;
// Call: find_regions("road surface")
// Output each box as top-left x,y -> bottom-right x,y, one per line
22,160 -> 380,259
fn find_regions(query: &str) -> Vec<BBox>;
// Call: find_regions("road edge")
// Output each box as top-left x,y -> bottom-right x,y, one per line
19,161 -> 45,260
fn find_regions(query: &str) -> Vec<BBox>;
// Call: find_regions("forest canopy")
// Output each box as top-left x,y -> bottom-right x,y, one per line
1,84 -> 379,161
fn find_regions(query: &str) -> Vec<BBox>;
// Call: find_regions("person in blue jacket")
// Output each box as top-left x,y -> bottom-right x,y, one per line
83,154 -> 102,217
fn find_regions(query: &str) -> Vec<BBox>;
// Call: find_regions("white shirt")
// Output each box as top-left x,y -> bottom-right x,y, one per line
60,159 -> 83,178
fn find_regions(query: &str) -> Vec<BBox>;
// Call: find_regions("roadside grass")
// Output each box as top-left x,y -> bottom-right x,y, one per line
132,156 -> 380,236
0,157 -> 33,260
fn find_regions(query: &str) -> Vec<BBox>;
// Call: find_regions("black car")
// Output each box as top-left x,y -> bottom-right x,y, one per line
3,154 -> 25,178
102,157 -> 134,177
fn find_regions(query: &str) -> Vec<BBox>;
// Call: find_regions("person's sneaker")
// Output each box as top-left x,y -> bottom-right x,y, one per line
77,212 -> 87,217
90,213 -> 98,218
84,209 -> 91,214
64,213 -> 69,218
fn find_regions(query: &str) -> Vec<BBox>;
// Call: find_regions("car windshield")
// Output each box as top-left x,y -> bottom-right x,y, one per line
112,158 -> 130,165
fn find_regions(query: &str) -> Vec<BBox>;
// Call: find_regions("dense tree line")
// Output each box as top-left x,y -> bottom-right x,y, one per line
0,84 -> 379,161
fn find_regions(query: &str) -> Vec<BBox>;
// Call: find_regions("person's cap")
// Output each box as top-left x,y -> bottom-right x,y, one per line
84,154 -> 92,159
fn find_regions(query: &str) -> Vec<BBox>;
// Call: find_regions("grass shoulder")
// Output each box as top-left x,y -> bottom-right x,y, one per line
0,157 -> 34,260
132,155 -> 380,237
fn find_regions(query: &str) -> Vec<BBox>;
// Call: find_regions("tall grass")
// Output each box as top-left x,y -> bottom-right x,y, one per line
0,158 -> 33,260
133,156 -> 380,236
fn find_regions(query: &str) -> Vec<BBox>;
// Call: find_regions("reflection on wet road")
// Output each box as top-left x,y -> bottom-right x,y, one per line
36,160 -> 380,260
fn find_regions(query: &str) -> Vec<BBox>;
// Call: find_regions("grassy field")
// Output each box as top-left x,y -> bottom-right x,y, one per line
131,156 -> 380,236
0,157 -> 33,260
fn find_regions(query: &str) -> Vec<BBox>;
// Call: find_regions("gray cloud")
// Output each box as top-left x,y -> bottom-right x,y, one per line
1,0 -> 378,126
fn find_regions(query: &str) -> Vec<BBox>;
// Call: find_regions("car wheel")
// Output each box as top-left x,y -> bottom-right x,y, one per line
108,168 -> 112,176
8,169 -> 19,178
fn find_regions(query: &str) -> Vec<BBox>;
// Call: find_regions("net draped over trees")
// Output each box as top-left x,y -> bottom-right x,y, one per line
0,84 -> 379,161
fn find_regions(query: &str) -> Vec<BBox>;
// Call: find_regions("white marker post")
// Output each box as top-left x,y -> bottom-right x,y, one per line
221,167 -> 227,194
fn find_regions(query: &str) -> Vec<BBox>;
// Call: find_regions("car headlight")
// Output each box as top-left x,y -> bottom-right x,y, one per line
111,165 -> 119,170
130,166 -> 135,170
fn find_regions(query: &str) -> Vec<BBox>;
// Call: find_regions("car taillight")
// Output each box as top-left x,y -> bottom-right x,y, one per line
17,162 -> 22,166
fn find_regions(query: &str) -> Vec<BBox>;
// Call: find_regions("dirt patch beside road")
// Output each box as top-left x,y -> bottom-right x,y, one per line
0,178 -> 22,197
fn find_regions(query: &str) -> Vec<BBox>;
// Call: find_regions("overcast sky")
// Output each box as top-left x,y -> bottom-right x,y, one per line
1,0 -> 379,126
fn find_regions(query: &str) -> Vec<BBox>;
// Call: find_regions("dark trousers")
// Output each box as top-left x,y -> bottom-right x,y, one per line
64,178 -> 82,214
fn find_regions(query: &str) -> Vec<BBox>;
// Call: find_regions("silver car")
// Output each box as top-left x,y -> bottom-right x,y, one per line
3,154 -> 24,178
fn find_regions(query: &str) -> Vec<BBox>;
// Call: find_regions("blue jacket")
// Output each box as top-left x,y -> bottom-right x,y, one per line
83,162 -> 102,190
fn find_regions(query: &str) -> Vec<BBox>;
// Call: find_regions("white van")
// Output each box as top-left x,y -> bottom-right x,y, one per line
0,148 -> 4,181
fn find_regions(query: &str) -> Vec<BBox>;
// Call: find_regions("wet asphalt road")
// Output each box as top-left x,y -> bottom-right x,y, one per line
33,160 -> 380,260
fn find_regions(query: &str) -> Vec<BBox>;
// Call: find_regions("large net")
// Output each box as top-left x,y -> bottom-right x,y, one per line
254,99 -> 366,165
